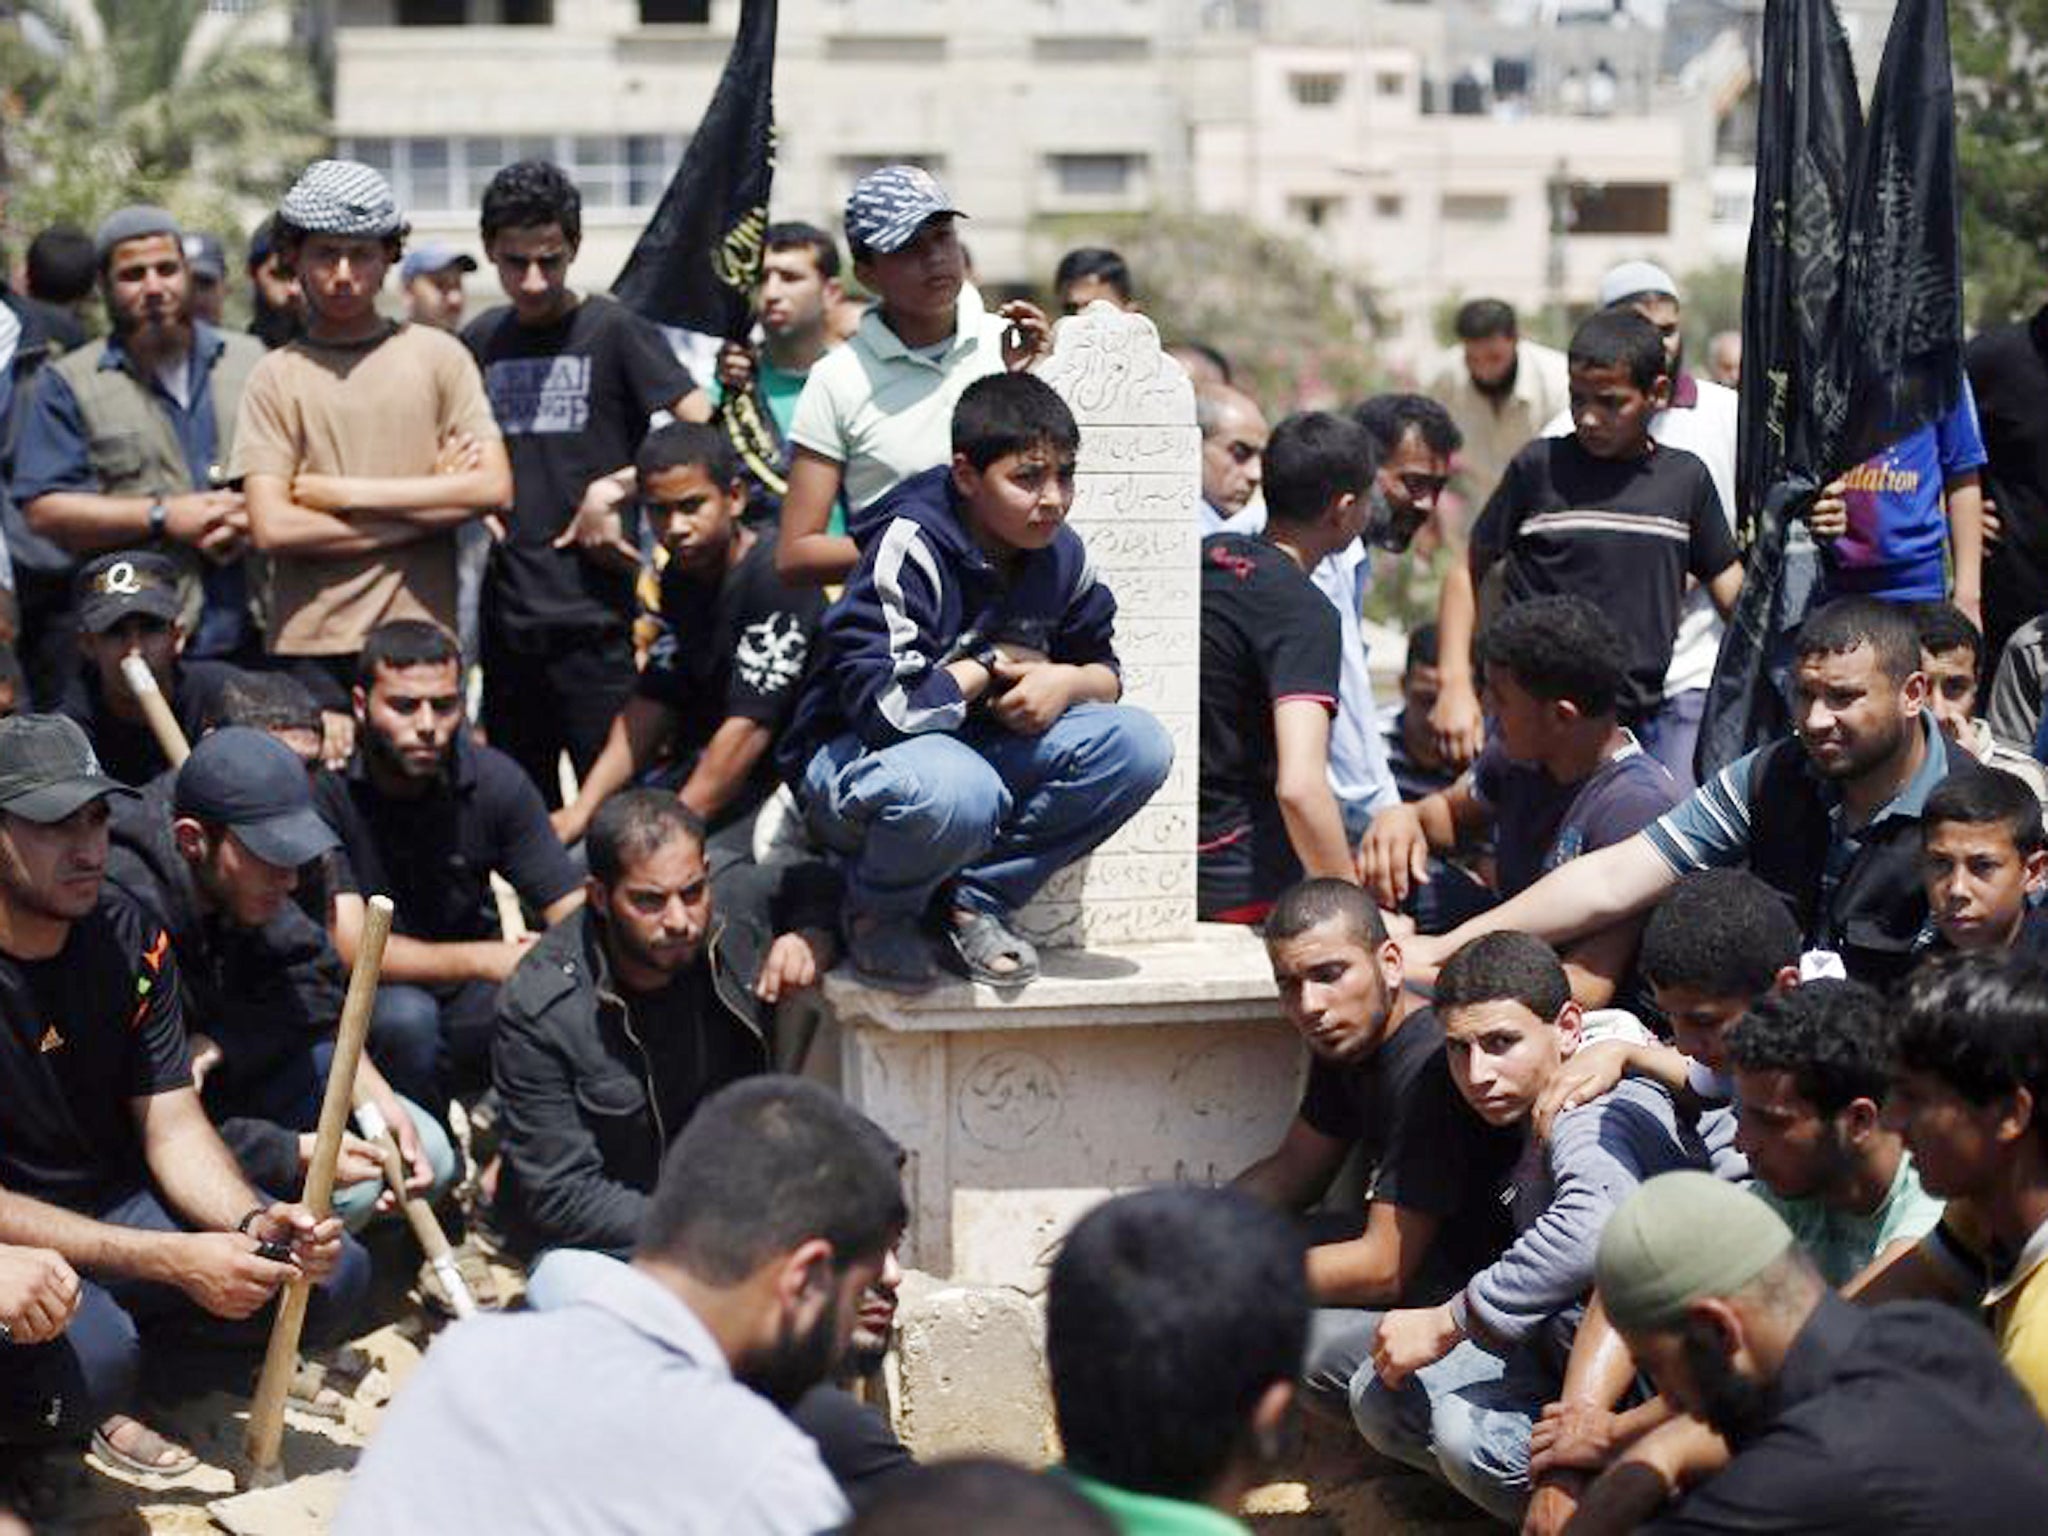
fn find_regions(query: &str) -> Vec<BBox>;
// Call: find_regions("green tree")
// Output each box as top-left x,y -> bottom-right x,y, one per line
1033,209 -> 1385,412
1952,0 -> 2048,327
1,1 -> 326,255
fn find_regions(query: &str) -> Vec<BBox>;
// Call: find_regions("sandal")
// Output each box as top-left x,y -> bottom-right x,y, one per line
943,908 -> 1040,988
90,1414 -> 198,1478
847,913 -> 936,993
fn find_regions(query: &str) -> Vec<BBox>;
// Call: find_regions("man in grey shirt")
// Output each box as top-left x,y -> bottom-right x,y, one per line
1352,934 -> 1708,1526
337,1078 -> 906,1536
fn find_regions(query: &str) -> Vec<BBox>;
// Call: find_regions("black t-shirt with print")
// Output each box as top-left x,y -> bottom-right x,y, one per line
635,531 -> 823,829
0,891 -> 191,1212
1199,533 -> 1341,907
1298,1005 -> 1521,1303
465,295 -> 694,630
1475,436 -> 1736,720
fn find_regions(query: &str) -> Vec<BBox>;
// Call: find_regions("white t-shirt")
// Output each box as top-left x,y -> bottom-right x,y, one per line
788,283 -> 1009,512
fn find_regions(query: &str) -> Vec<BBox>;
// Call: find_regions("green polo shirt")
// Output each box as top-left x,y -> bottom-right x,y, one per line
1064,1471 -> 1251,1535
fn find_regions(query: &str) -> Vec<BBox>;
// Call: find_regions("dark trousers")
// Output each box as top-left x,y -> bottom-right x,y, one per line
0,1186 -> 370,1445
371,979 -> 502,1110
481,618 -> 635,809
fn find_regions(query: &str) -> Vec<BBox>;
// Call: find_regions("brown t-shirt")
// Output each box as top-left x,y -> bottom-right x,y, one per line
232,321 -> 501,656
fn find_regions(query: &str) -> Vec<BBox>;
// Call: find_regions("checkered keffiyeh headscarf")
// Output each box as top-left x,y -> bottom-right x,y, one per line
278,159 -> 405,239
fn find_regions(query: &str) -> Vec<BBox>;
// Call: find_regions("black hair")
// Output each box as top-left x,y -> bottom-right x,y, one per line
636,419 -> 742,488
1053,246 -> 1133,303
480,159 -> 582,247
951,372 -> 1080,472
1047,1187 -> 1307,1502
763,220 -> 841,280
847,1459 -> 1115,1536
1406,622 -> 1440,673
1454,297 -> 1517,341
1568,308 -> 1667,393
356,620 -> 459,688
1260,412 -> 1377,527
1474,595 -> 1626,716
27,225 -> 95,302
1893,953 -> 2048,1146
1436,931 -> 1572,1022
1795,596 -> 1924,687
1923,765 -> 2048,856
638,1076 -> 908,1280
1725,979 -> 1891,1117
1352,392 -> 1462,460
1169,340 -> 1233,384
1266,877 -> 1388,951
1913,599 -> 1983,665
1639,870 -> 1802,1000
586,787 -> 705,887
219,671 -> 322,736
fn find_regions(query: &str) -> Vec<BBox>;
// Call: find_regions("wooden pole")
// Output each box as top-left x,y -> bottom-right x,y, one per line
241,894 -> 393,1485
118,654 -> 190,768
349,1091 -> 478,1319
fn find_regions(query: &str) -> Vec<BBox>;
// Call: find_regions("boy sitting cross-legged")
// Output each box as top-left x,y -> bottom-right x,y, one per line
778,372 -> 1173,991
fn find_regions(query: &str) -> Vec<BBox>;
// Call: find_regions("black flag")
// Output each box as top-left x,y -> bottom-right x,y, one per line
612,0 -> 776,339
1698,0 -> 1961,778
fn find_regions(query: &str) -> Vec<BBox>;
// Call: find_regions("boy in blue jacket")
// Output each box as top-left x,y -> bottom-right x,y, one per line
779,373 -> 1173,990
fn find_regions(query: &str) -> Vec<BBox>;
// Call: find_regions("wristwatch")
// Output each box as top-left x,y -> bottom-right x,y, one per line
146,499 -> 169,540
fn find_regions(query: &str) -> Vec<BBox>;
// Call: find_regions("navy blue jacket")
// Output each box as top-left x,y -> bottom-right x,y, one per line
778,466 -> 1120,779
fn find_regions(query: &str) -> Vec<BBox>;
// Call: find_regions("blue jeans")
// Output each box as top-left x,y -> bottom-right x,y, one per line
1351,1335 -> 1553,1525
798,703 -> 1174,921
0,1186 -> 370,1446
370,979 -> 502,1110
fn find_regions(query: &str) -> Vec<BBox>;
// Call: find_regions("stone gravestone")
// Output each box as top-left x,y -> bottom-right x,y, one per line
817,303 -> 1298,1459
1013,300 -> 1201,948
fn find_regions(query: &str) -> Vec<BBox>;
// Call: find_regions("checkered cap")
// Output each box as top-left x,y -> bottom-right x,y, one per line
279,159 -> 405,239
844,164 -> 964,256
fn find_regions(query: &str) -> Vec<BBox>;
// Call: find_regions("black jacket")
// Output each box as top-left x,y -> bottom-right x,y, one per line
106,776 -> 347,1194
1746,727 -> 1960,991
492,860 -> 838,1259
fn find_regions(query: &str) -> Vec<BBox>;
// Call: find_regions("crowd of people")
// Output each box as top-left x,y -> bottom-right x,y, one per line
1,137 -> 2048,1536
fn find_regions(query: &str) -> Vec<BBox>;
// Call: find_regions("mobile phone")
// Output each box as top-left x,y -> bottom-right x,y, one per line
256,1239 -> 294,1265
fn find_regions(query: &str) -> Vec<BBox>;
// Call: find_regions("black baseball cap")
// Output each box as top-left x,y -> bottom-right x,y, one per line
174,728 -> 339,868
76,550 -> 181,634
0,715 -> 136,823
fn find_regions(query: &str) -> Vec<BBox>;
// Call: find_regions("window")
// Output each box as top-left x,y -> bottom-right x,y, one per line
639,0 -> 710,21
1290,195 -> 1342,229
1290,72 -> 1344,106
825,36 -> 947,63
396,0 -> 467,22
335,135 -> 689,215
406,137 -> 453,213
1442,193 -> 1511,223
1568,181 -> 1671,236
1373,194 -> 1404,219
1050,154 -> 1141,197
1375,71 -> 1406,98
500,0 -> 552,22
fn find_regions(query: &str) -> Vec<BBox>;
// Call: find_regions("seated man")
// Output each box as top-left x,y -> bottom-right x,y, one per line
337,1078 -> 905,1535
780,373 -> 1172,988
1406,598 -> 1966,994
1048,1186 -> 1309,1535
315,620 -> 583,1112
1361,595 -> 1680,998
1921,763 -> 2048,957
1536,867 -> 1803,1174
0,715 -> 359,1476
106,727 -> 456,1233
551,424 -> 824,870
492,789 -> 835,1300
849,1460 -> 1114,1536
1355,932 -> 1708,1525
1915,599 -> 2048,803
60,551 -> 243,786
1571,1172 -> 2048,1532
1383,622 -> 1457,805
214,669 -> 341,926
1729,981 -> 1944,1289
1233,879 -> 1519,1417
1198,412 -> 1373,922
1865,952 -> 2048,1418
